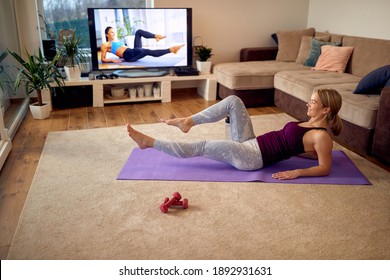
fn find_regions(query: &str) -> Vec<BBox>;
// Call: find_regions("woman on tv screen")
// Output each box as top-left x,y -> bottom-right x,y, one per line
101,27 -> 184,63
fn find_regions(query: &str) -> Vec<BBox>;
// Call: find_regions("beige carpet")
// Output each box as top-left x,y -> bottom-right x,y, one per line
8,113 -> 390,260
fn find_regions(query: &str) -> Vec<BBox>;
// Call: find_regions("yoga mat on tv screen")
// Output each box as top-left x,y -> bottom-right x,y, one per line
117,148 -> 371,185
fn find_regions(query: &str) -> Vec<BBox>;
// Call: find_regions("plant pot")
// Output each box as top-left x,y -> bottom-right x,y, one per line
153,86 -> 161,98
144,83 -> 153,97
129,88 -> 137,98
137,86 -> 144,97
196,60 -> 212,74
29,102 -> 51,119
64,65 -> 81,80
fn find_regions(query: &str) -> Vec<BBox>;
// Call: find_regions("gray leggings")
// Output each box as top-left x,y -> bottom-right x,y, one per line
154,95 -> 264,170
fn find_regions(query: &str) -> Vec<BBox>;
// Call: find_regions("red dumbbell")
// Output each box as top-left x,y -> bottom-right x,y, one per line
162,197 -> 189,210
171,199 -> 189,209
160,192 -> 182,213
163,197 -> 188,208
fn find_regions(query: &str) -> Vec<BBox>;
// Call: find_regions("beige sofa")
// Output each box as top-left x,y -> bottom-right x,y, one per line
214,28 -> 390,163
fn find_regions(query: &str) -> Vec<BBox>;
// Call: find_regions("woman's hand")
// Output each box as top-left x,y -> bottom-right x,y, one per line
272,169 -> 301,180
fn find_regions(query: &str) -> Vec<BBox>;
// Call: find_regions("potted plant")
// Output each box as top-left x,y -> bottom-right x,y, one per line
57,29 -> 90,80
195,45 -> 213,74
8,48 -> 64,119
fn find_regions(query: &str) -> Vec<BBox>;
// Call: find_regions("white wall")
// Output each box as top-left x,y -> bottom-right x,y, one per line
0,0 -> 21,53
155,0 -> 310,64
308,0 -> 390,39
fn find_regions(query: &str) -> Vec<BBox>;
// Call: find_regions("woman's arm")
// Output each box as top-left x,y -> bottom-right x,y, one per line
272,131 -> 333,180
297,152 -> 318,159
100,43 -> 122,63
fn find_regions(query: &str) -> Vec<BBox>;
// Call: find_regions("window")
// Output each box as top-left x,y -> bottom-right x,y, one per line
39,0 -> 149,48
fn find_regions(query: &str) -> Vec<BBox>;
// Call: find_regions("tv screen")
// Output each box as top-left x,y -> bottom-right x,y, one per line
87,8 -> 192,74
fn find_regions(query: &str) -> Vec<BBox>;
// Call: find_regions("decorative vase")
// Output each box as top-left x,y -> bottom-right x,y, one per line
29,102 -> 51,119
129,88 -> 137,99
153,86 -> 161,98
137,86 -> 144,97
196,60 -> 212,74
144,83 -> 153,97
64,65 -> 81,80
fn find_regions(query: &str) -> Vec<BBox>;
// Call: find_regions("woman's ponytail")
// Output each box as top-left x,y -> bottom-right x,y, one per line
316,88 -> 343,136
330,114 -> 343,136
104,26 -> 112,42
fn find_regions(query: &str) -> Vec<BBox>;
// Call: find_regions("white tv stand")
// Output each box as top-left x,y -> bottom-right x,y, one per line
43,73 -> 217,110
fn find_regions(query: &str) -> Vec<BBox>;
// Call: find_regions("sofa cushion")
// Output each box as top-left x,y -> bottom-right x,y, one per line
295,36 -> 313,64
214,61 -> 309,90
303,39 -> 342,67
271,33 -> 278,45
354,64 -> 390,94
315,32 -> 344,44
275,28 -> 315,62
296,35 -> 332,64
312,46 -> 354,73
274,70 -> 361,101
342,36 -> 390,77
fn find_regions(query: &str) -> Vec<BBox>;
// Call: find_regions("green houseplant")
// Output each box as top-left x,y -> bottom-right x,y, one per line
195,45 -> 213,74
195,45 -> 213,62
8,48 -> 64,119
57,29 -> 90,80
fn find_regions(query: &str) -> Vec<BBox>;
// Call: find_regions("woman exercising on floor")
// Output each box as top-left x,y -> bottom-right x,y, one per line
100,26 -> 184,63
127,88 -> 343,180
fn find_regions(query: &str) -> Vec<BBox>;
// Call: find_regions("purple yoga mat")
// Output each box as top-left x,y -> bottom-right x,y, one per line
117,148 -> 371,185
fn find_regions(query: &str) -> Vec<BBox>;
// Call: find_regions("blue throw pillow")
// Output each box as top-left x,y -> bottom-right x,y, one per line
354,65 -> 390,94
271,33 -> 278,45
304,39 -> 341,67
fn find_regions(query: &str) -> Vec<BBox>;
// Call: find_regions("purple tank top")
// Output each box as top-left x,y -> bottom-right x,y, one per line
256,122 -> 327,166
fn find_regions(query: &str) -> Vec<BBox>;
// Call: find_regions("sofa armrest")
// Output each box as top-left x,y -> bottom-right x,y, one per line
372,86 -> 390,163
240,47 -> 278,62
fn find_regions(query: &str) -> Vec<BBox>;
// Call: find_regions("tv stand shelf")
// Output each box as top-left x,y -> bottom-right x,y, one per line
44,74 -> 216,110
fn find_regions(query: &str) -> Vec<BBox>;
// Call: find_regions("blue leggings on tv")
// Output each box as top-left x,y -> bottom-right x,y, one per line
122,29 -> 170,62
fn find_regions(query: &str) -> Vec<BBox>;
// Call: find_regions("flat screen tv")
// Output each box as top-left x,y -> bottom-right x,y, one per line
87,7 -> 192,76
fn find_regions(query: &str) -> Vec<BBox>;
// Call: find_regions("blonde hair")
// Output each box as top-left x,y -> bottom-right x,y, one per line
316,88 -> 343,136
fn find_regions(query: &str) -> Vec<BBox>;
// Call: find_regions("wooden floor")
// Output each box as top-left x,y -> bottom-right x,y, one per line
0,89 -> 282,259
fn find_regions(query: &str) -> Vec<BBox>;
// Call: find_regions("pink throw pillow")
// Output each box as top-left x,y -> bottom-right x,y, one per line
312,45 -> 354,73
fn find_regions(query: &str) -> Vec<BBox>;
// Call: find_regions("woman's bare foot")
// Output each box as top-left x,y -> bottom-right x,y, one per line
161,117 -> 194,133
127,123 -> 155,149
155,34 -> 166,42
170,44 -> 185,54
